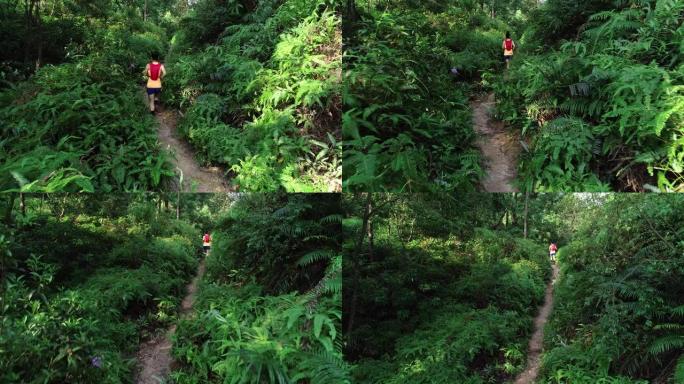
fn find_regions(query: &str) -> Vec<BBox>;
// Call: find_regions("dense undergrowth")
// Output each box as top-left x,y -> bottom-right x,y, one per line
0,194 -> 200,383
344,193 -> 684,384
170,193 -> 349,383
490,0 -> 684,191
343,0 -> 683,192
343,1 -> 511,191
1,0 -> 342,192
344,193 -> 552,383
166,0 -> 342,192
0,1 -> 175,192
539,194 -> 684,383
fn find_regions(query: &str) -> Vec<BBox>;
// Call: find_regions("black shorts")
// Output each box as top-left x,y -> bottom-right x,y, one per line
203,245 -> 210,251
503,55 -> 513,62
147,87 -> 161,95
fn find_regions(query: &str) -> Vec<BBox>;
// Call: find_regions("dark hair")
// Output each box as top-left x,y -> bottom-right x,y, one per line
151,51 -> 160,61
505,31 -> 511,39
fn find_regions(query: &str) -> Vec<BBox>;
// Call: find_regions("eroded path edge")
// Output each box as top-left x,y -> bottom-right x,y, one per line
514,263 -> 560,384
471,93 -> 520,192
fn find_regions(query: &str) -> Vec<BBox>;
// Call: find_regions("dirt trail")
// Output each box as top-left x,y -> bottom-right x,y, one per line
134,259 -> 206,384
471,93 -> 520,192
514,262 -> 560,384
155,107 -> 231,192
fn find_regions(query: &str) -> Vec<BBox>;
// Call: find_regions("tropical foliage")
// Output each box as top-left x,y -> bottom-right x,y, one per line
0,193 -> 347,383
540,194 -> 684,383
343,1 -> 507,191
491,0 -> 684,191
171,193 -> 349,383
0,0 -> 176,192
1,0 -> 341,192
344,0 -> 684,192
343,192 -> 684,384
343,193 -> 554,382
166,0 -> 341,192
0,193 -> 201,383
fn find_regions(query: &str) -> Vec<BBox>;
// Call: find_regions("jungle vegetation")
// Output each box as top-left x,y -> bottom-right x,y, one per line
342,0 -> 684,192
343,192 -> 684,383
170,193 -> 347,383
0,0 -> 177,192
0,0 -> 341,193
166,0 -> 341,192
541,194 -> 684,383
0,192 -> 347,383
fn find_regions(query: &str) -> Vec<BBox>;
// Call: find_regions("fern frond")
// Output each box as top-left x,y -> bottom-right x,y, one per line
675,354 -> 684,384
320,214 -> 342,224
648,335 -> 684,355
297,249 -> 335,266
323,274 -> 341,295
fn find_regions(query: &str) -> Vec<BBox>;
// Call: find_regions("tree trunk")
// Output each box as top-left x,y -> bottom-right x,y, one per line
523,190 -> 530,239
144,0 -> 147,22
5,195 -> 16,225
346,0 -> 357,21
34,0 -> 42,71
510,197 -> 517,226
176,190 -> 180,220
345,193 -> 373,338
23,0 -> 34,65
19,193 -> 26,216
367,198 -> 374,261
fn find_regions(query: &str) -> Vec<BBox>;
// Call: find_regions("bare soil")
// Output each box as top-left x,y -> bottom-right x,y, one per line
155,107 -> 231,192
472,93 -> 520,192
134,259 -> 206,384
514,262 -> 560,384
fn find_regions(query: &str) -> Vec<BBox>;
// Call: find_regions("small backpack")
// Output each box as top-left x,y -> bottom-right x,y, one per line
505,39 -> 513,51
203,234 -> 210,243
149,62 -> 162,80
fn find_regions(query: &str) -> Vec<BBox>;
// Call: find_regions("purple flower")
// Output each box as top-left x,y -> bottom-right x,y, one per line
91,356 -> 102,368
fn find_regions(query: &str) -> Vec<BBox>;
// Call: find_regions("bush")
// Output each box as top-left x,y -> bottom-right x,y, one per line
0,22 -> 174,192
171,193 -> 347,383
539,194 -> 684,382
343,4 -> 490,192
0,197 -> 202,383
168,1 -> 341,191
492,1 -> 684,191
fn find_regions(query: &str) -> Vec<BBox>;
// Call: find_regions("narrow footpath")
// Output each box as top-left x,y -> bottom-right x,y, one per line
155,107 -> 231,192
134,258 -> 206,384
514,262 -> 560,384
471,93 -> 520,192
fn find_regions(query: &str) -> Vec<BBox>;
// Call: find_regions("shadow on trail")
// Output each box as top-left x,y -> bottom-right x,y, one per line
154,105 -> 232,192
471,93 -> 520,192
134,258 -> 206,384
514,262 -> 560,384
